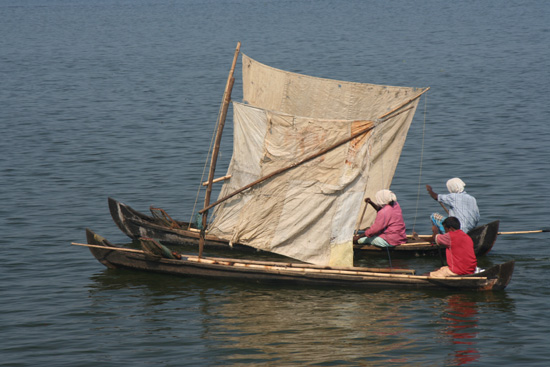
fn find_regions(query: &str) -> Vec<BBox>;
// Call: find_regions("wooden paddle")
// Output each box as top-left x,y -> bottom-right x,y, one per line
354,198 -> 380,235
431,194 -> 549,236
354,200 -> 369,235
498,229 -> 550,235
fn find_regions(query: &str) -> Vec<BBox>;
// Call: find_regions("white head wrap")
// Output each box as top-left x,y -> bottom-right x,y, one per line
446,178 -> 466,193
374,189 -> 397,206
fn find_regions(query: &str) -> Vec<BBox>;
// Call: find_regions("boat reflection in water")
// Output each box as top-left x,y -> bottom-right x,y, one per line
441,294 -> 480,365
86,268 -> 515,365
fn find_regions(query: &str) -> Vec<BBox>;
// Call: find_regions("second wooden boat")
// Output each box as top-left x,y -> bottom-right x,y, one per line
108,197 -> 499,258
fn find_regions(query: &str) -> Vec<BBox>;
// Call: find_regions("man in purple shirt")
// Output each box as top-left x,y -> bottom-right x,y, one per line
353,189 -> 407,248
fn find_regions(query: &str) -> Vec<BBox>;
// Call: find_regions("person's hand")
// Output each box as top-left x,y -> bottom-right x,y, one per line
353,235 -> 361,244
364,197 -> 372,203
426,185 -> 438,200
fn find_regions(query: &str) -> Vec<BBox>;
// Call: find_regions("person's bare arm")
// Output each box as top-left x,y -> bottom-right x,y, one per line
426,185 -> 438,201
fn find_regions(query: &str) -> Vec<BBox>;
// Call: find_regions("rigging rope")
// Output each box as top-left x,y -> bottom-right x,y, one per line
188,103 -> 225,229
411,93 -> 428,233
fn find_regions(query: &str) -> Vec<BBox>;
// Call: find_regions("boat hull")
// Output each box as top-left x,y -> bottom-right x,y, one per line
85,229 -> 514,291
108,197 -> 499,258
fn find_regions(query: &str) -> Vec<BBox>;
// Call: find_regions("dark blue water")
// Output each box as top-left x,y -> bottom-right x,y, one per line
1,0 -> 549,366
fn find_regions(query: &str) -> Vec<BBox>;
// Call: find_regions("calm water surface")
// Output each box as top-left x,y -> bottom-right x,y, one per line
1,0 -> 549,366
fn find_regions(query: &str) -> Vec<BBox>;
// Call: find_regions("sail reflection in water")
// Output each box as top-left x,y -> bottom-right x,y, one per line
202,289 -> 429,365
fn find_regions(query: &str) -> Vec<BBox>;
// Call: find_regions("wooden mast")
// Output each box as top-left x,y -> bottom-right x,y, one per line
198,42 -> 241,258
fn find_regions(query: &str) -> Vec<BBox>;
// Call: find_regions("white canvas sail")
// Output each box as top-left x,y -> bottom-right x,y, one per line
208,102 -> 375,267
241,54 -> 427,230
207,55 -> 428,267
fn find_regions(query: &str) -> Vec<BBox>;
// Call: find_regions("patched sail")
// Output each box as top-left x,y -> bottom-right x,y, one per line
207,55 -> 427,266
208,102 -> 375,266
241,54 -> 427,231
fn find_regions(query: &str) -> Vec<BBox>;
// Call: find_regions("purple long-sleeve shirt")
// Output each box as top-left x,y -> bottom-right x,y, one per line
363,202 -> 407,246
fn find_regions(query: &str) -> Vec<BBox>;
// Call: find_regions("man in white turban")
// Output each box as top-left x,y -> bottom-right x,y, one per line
426,178 -> 480,233
353,189 -> 407,248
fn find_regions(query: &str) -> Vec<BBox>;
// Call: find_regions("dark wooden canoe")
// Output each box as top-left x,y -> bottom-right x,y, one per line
356,220 -> 500,258
79,229 -> 514,291
108,197 -> 499,257
108,197 -> 257,252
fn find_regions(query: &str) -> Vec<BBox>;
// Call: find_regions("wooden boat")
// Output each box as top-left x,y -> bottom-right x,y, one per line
357,219 -> 500,257
108,196 -> 499,257
77,44 -> 515,291
101,44 -> 438,269
76,228 -> 515,291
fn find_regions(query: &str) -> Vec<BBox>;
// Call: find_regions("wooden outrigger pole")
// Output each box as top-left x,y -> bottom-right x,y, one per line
198,42 -> 241,258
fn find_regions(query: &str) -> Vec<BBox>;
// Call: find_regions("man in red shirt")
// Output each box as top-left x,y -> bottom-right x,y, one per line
429,216 -> 477,277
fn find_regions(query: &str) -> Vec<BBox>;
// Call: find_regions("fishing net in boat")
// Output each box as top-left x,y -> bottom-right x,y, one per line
140,238 -> 177,259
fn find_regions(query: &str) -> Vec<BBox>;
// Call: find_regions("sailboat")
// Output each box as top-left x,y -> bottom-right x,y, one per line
77,43 -> 513,290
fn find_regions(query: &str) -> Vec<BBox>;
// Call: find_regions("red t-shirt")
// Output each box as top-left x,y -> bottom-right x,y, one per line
435,230 -> 477,275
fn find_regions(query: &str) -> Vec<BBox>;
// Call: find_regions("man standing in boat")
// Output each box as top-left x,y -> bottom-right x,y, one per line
353,189 -> 407,248
429,216 -> 477,277
426,177 -> 480,233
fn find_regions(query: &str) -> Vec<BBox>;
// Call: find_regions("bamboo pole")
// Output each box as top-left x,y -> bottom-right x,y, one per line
354,207 -> 368,235
201,175 -> 232,186
199,87 -> 430,214
185,257 -> 419,276
498,229 -> 549,235
378,87 -> 430,119
72,242 -> 145,254
74,241 -> 417,276
185,256 -> 485,280
354,200 -> 369,235
185,255 -> 416,274
407,234 -> 431,238
439,202 -> 450,215
198,42 -> 241,258
73,241 -> 416,275
399,241 -> 432,246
